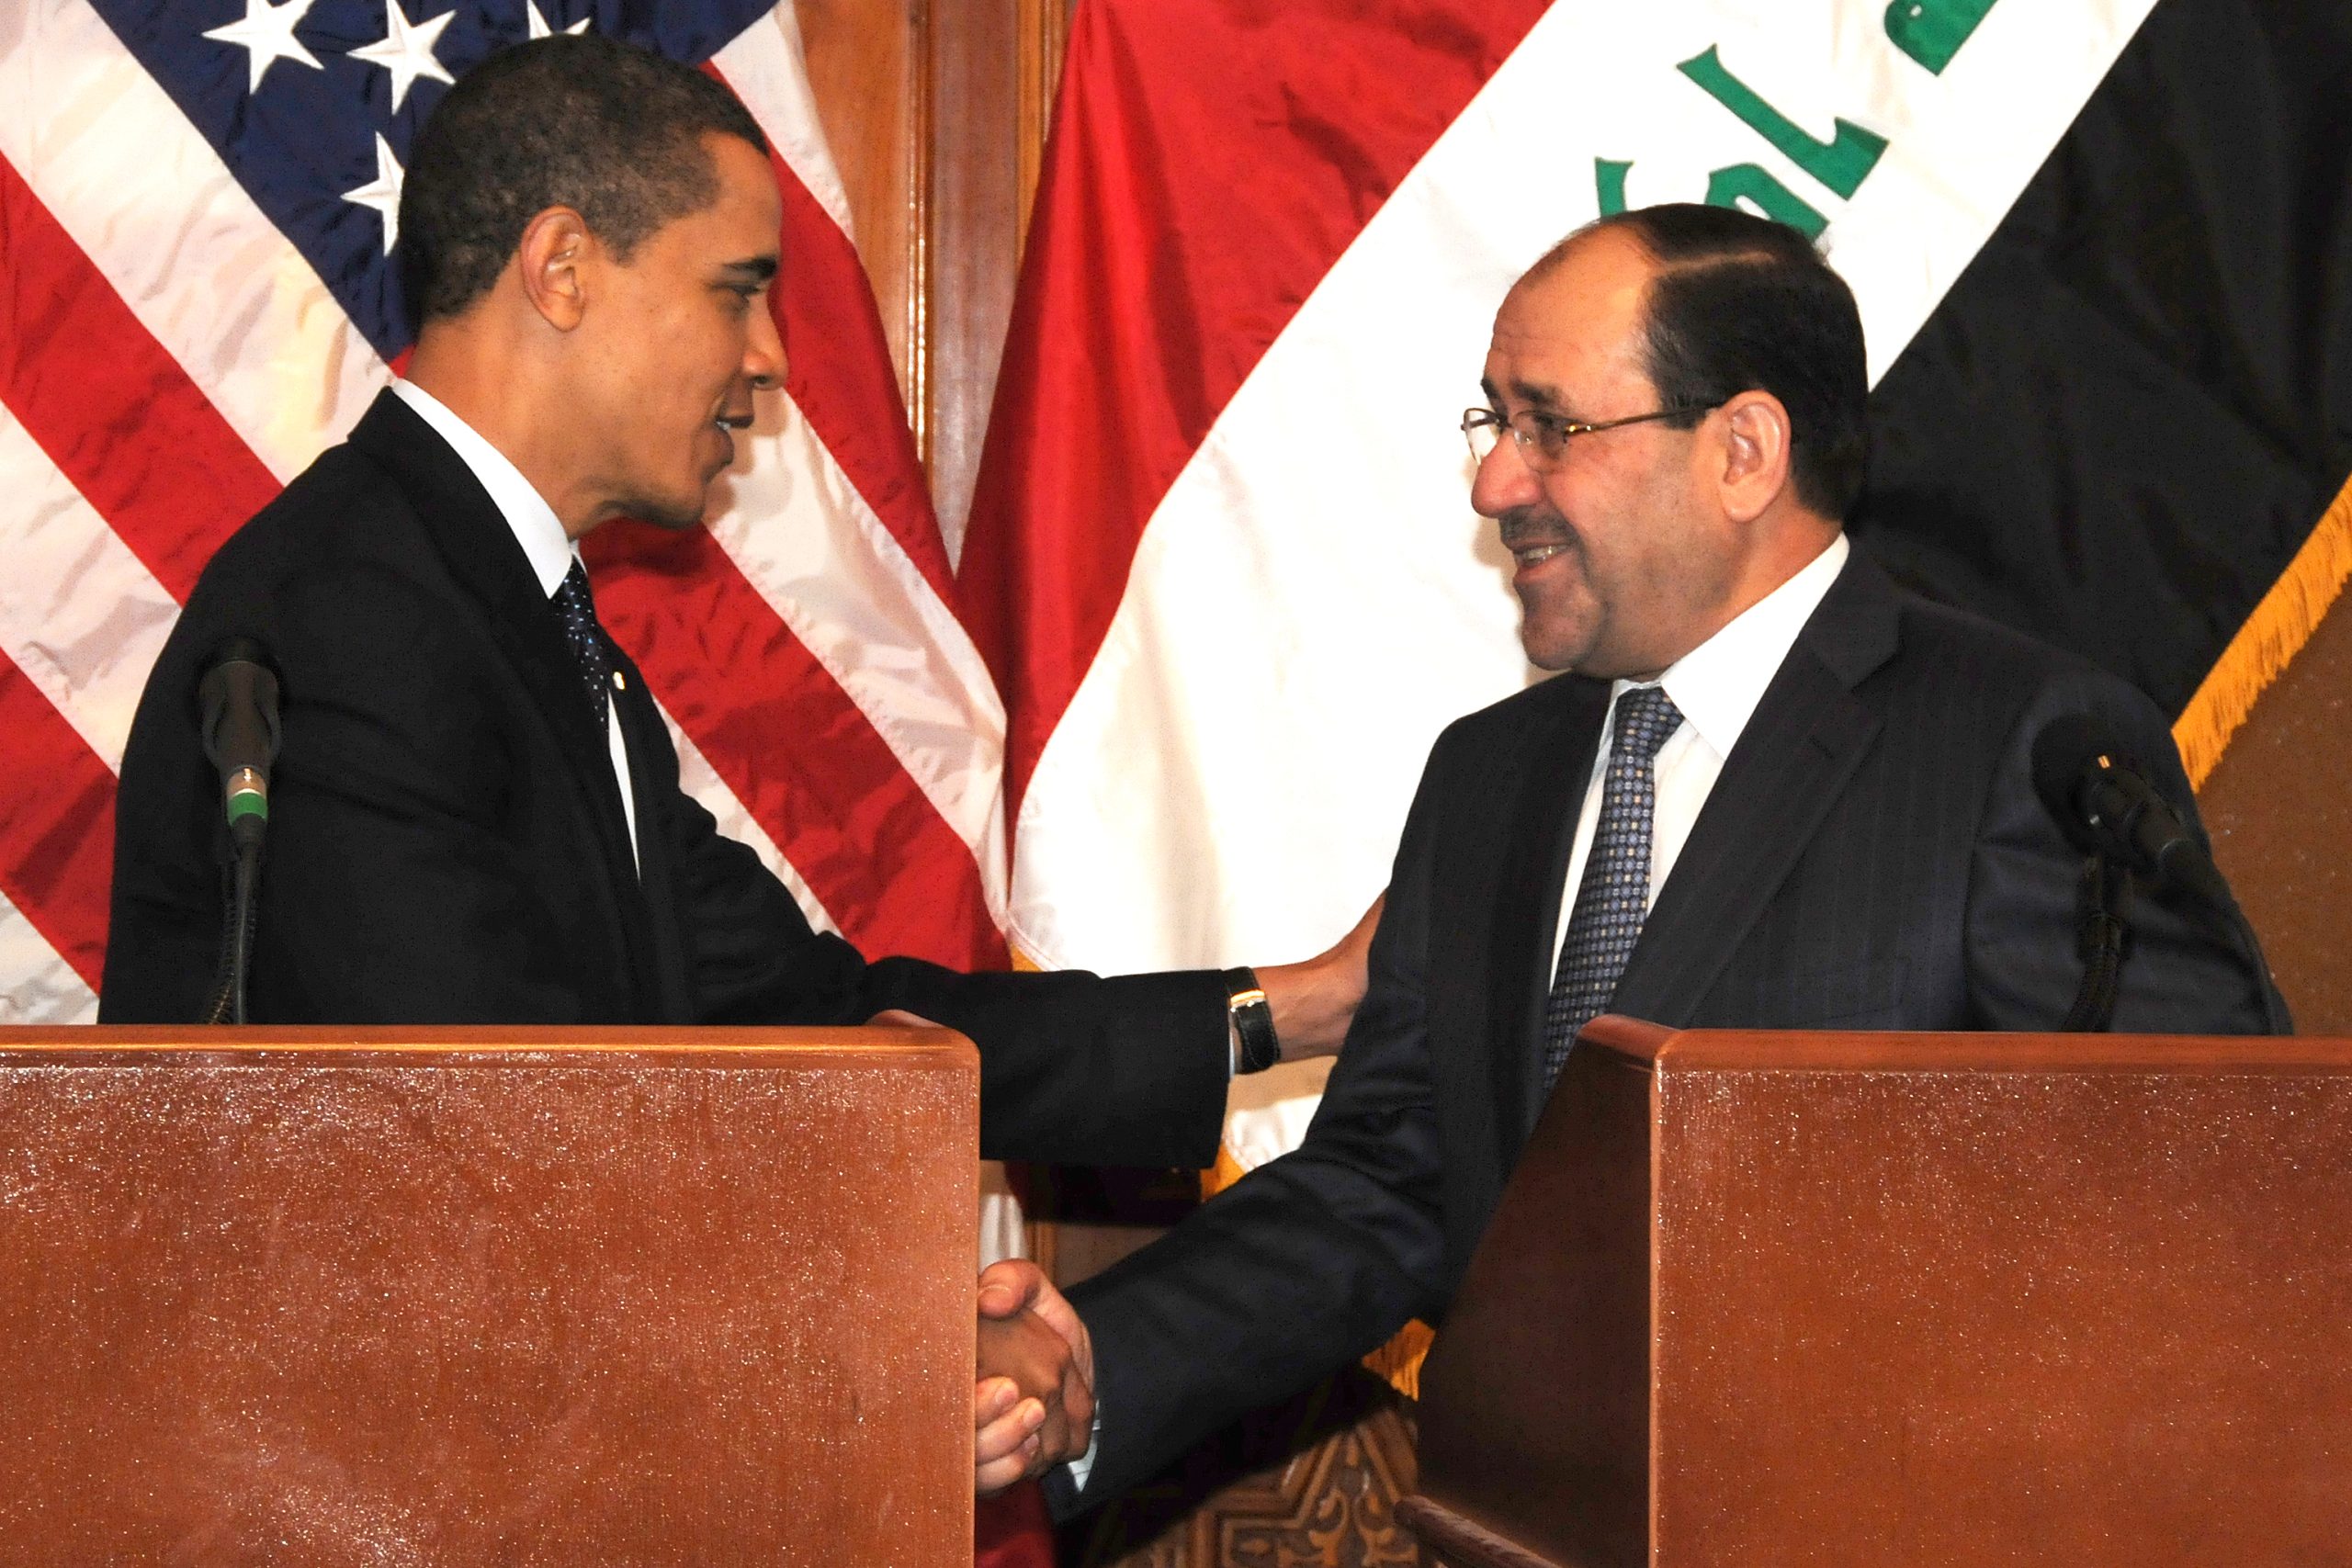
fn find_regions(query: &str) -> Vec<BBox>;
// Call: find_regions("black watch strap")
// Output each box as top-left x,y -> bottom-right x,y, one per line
1223,965 -> 1281,1074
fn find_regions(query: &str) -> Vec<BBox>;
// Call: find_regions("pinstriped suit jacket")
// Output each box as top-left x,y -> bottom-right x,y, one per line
1058,549 -> 2281,1514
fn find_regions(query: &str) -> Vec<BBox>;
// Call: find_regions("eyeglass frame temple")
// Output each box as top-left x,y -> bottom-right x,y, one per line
1460,403 -> 1716,460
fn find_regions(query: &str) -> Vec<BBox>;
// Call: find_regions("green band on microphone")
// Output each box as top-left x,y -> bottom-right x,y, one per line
226,790 -> 268,826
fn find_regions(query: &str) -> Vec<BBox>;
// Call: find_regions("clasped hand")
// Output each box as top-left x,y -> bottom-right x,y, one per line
973,1258 -> 1094,1495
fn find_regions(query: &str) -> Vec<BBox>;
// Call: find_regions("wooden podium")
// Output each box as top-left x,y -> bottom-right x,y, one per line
0,1026 -> 978,1566
1400,1017 -> 2352,1567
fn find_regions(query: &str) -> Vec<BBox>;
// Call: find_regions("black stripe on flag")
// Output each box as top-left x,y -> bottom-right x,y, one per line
1855,0 -> 2352,717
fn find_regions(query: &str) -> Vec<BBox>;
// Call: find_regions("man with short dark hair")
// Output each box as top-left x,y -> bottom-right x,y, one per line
1001,204 -> 2283,1510
107,27 -> 1382,1481
100,39 -> 1372,1473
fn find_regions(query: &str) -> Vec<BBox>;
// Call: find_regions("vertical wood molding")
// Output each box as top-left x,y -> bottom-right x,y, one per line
794,0 -> 926,423
1013,0 -> 1069,248
922,0 -> 1021,557
907,0 -> 932,458
801,0 -> 1069,550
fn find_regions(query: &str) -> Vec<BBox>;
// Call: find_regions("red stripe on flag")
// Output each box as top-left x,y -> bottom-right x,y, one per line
584,522 -> 1007,971
959,0 -> 1550,821
0,153 -> 281,603
0,657 -> 116,988
704,65 -> 956,603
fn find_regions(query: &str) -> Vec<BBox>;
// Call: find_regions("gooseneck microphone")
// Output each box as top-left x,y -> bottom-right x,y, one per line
198,637 -> 281,851
2029,711 -> 2286,1032
196,637 -> 280,1025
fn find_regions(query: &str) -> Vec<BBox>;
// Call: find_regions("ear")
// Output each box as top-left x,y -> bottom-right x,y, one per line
1715,389 -> 1793,525
514,206 -> 594,332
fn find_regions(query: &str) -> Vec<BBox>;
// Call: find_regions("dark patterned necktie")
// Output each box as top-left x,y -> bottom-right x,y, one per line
1542,685 -> 1685,1089
553,560 -> 612,739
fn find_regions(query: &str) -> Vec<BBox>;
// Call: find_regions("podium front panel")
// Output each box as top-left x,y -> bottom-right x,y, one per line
0,1027 -> 978,1566
1649,1032 -> 2352,1564
1411,1022 -> 2352,1567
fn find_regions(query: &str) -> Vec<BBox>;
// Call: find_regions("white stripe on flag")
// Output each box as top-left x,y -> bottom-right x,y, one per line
0,889 -> 95,1023
0,409 -> 181,773
1826,0 -> 2158,380
714,14 -> 1012,896
710,403 -> 1009,912
713,8 -> 858,241
0,0 -> 390,481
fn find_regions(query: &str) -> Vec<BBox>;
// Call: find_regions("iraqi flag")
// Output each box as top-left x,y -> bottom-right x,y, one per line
962,0 -> 2349,1185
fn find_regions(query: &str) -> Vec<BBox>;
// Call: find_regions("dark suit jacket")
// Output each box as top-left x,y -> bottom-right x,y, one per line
1057,550 -> 2283,1509
101,391 -> 1229,1168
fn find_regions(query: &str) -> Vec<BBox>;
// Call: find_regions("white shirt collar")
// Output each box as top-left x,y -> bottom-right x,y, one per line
1626,531 -> 1851,759
391,379 -> 576,597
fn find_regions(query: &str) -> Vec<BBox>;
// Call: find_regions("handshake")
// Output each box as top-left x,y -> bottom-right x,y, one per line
972,1258 -> 1095,1495
956,895 -> 1386,1495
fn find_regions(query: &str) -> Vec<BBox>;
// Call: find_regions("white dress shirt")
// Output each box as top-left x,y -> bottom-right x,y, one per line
390,379 -> 639,871
1551,532 -> 1849,970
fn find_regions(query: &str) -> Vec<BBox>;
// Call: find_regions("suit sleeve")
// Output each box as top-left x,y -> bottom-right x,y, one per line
1050,748 -> 1455,1515
646,727 -> 1236,1168
1963,671 -> 2285,1033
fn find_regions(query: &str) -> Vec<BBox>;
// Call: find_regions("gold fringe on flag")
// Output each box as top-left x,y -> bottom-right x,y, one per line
1198,1144 -> 1249,1201
1361,1319 -> 1436,1400
2174,472 -> 2352,790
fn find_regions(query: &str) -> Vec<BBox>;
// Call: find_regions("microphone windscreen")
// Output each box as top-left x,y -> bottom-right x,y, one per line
2029,711 -> 2122,852
197,637 -> 281,773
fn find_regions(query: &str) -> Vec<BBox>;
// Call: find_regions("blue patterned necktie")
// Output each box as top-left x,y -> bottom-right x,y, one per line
1542,685 -> 1685,1089
553,560 -> 612,739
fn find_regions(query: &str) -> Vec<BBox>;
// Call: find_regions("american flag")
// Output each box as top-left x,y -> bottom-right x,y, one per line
0,0 -> 1012,1021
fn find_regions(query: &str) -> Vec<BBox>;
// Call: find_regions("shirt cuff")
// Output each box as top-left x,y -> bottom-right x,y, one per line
1060,1404 -> 1104,1493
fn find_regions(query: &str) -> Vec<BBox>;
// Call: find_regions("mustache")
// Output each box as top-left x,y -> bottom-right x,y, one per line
1497,507 -> 1574,552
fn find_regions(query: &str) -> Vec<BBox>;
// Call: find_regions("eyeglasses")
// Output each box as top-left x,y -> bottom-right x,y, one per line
1461,404 -> 1713,471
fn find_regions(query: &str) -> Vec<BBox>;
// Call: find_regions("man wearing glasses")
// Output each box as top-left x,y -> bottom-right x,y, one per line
982,201 -> 2283,1508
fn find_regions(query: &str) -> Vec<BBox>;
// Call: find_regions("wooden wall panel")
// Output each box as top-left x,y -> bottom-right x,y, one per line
798,0 -> 1063,558
1015,0 -> 1071,241
796,0 -> 925,423
923,0 -> 1024,555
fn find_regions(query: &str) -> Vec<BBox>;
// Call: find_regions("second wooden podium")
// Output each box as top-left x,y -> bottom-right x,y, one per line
1402,1017 -> 2352,1567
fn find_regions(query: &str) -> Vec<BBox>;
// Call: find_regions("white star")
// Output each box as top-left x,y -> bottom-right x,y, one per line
342,132 -> 405,254
526,3 -> 592,39
349,0 -> 456,115
201,0 -> 324,96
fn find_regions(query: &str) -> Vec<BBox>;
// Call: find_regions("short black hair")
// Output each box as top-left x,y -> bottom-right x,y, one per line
399,33 -> 769,327
1546,204 -> 1870,520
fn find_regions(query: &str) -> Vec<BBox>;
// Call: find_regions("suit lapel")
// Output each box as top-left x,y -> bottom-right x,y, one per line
344,391 -> 662,1011
1487,673 -> 1611,1150
1610,553 -> 1901,1028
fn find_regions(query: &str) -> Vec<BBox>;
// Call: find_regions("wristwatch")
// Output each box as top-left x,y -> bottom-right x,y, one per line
1222,966 -> 1281,1074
